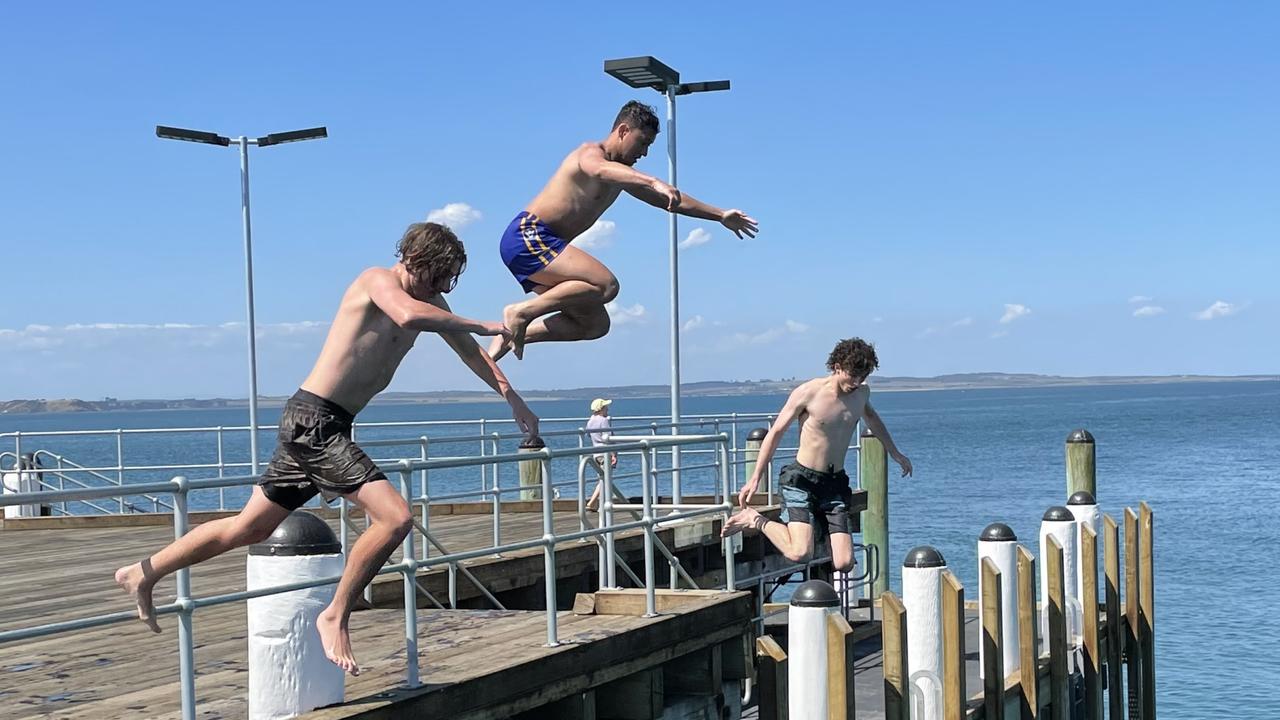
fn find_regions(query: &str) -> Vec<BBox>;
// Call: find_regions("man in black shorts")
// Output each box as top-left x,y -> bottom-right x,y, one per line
116,223 -> 538,675
720,339 -> 911,572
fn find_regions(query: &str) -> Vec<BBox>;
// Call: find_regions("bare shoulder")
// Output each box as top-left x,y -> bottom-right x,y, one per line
790,377 -> 825,405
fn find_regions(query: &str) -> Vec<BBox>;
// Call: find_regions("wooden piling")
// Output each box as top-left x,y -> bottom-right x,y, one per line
1066,429 -> 1096,498
1017,546 -> 1038,720
518,436 -> 546,501
861,428 -> 890,599
1103,514 -> 1122,720
1124,508 -> 1142,720
942,571 -> 966,720
882,591 -> 910,720
755,636 -> 788,720
981,557 -> 1005,720
1046,536 -> 1068,720
827,612 -> 856,720
1139,503 -> 1155,720
1081,525 -> 1101,719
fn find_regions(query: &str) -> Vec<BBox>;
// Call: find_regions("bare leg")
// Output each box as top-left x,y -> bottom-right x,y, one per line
830,532 -> 855,573
585,458 -> 605,511
316,480 -> 412,676
115,487 -> 289,633
490,246 -> 619,360
720,507 -> 815,564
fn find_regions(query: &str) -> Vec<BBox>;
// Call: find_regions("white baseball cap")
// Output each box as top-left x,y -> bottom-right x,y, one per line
590,398 -> 612,412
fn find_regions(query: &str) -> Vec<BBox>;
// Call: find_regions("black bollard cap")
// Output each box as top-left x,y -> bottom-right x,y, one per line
790,580 -> 840,607
903,545 -> 947,568
519,435 -> 546,450
249,511 -> 341,556
1066,429 -> 1095,444
1067,491 -> 1097,506
1042,506 -> 1074,522
747,428 -> 768,441
979,523 -> 1017,542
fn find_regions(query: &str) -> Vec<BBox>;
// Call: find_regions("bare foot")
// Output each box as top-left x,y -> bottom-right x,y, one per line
488,332 -> 513,362
720,508 -> 762,539
317,610 -> 360,676
115,561 -> 161,633
502,303 -> 531,360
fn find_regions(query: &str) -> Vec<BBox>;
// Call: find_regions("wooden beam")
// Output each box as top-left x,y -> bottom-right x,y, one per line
719,634 -> 751,681
663,647 -> 721,697
982,557 -> 1006,720
1124,508 -> 1142,720
755,636 -> 788,720
1081,525 -> 1101,720
1017,546 -> 1038,720
573,589 -> 729,616
827,612 -> 856,720
597,668 -> 663,720
1046,536 -> 1068,720
882,591 -> 910,720
1139,503 -> 1155,720
1103,514 -> 1122,720
942,571 -> 966,720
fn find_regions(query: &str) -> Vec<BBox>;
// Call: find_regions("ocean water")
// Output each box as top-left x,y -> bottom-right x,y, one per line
2,380 -> 1276,719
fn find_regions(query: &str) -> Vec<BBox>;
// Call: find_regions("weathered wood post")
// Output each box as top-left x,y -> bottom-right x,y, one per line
861,426 -> 889,599
1066,429 -> 1096,498
743,427 -> 768,492
519,436 -> 545,501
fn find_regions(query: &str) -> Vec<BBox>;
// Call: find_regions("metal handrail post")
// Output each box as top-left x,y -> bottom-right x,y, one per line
419,437 -> 430,562
603,445 -> 617,589
540,453 -> 559,646
172,476 -> 196,720
577,446 -> 589,539
216,426 -> 226,511
478,418 -> 486,491
116,429 -> 125,513
720,439 -> 736,590
490,434 -> 502,556
398,463 -> 420,688
641,443 -> 657,617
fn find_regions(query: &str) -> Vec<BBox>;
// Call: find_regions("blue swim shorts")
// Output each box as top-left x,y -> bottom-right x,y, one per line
499,211 -> 569,292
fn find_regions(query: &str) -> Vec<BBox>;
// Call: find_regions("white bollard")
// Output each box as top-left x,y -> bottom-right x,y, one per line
1039,506 -> 1079,670
903,546 -> 946,720
977,523 -> 1020,680
247,512 -> 345,720
2,455 -> 41,519
788,580 -> 840,719
1067,490 -> 1101,617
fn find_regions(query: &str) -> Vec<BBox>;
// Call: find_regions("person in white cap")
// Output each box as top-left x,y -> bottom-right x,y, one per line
584,398 -> 617,511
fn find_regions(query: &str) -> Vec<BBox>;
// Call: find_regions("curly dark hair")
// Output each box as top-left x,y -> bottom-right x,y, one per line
396,222 -> 466,292
612,100 -> 660,135
826,338 -> 879,378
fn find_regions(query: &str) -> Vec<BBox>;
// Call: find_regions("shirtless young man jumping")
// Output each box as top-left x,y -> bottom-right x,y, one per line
490,100 -> 758,360
720,338 -> 912,571
114,223 -> 538,675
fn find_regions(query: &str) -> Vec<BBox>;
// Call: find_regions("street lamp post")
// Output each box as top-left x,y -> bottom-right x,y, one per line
156,125 -> 327,476
604,57 -> 729,504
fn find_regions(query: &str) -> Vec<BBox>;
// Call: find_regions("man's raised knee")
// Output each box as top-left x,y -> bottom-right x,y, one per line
583,311 -> 611,340
781,547 -> 812,564
599,275 -> 620,303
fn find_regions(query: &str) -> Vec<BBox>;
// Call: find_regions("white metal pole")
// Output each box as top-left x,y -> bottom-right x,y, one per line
238,137 -> 261,475
665,85 -> 682,505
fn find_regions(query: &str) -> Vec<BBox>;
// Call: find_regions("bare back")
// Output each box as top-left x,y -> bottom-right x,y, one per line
792,378 -> 870,473
525,143 -> 624,240
300,270 -> 419,414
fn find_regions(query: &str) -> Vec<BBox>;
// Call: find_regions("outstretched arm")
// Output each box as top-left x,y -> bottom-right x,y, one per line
863,401 -> 912,477
739,384 -> 808,507
624,185 -> 759,239
365,269 -> 504,336
431,296 -> 539,438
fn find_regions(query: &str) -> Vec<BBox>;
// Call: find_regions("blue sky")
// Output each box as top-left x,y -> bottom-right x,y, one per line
1,3 -> 1276,399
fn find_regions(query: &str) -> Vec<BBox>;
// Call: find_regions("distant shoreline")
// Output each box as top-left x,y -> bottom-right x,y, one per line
2,374 -> 1274,414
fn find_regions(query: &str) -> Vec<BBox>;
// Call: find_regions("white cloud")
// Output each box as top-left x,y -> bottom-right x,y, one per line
681,315 -> 705,333
1128,295 -> 1153,304
872,317 -> 884,324
999,304 -> 1031,324
605,302 -> 647,326
724,319 -> 809,348
951,317 -> 973,328
990,330 -> 1009,339
1194,300 -> 1243,321
573,220 -> 617,250
916,326 -> 938,339
0,321 -> 331,350
1132,305 -> 1165,318
426,202 -> 482,230
679,228 -> 713,250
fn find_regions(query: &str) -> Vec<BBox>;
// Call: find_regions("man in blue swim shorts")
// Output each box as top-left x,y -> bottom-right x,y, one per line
720,338 -> 913,573
490,101 -> 758,360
